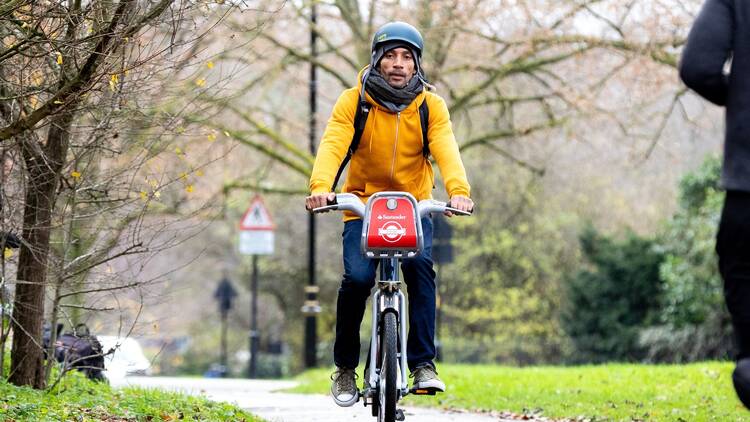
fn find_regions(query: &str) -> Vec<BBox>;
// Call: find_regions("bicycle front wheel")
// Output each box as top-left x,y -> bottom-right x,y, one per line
378,311 -> 398,422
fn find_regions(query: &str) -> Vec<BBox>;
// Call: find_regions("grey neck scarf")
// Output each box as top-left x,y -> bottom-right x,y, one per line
364,67 -> 424,112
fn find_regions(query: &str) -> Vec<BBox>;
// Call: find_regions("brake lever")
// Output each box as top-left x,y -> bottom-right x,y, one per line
307,195 -> 338,213
311,204 -> 339,213
444,207 -> 472,216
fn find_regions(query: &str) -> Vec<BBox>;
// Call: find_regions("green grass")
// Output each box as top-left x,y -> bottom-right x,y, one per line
0,371 -> 263,421
291,362 -> 749,421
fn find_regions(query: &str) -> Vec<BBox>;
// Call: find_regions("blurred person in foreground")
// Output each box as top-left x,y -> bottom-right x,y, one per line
680,0 -> 750,409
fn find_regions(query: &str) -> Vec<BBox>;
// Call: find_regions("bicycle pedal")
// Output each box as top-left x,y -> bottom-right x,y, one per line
409,387 -> 437,395
396,409 -> 406,421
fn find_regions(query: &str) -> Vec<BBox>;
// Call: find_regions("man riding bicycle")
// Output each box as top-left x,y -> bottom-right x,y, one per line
305,21 -> 473,407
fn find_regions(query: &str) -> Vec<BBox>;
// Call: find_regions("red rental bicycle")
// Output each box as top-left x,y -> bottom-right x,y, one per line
312,191 -> 471,422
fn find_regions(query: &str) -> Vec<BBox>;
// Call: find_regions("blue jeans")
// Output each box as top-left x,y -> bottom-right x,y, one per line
333,218 -> 436,372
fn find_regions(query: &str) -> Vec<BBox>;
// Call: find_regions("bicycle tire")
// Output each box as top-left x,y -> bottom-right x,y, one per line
378,311 -> 398,422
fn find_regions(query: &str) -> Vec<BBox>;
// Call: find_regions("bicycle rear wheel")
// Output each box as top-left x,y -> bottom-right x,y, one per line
378,311 -> 398,422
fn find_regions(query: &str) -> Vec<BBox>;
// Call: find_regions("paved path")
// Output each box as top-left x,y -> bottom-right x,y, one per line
115,376 -> 509,422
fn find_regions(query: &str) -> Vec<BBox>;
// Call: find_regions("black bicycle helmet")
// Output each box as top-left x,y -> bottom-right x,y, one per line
371,21 -> 424,58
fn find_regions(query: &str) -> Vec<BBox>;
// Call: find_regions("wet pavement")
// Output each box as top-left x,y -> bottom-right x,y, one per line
116,376 -> 511,422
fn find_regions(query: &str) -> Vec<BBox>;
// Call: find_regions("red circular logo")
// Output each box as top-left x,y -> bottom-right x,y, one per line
378,222 -> 406,243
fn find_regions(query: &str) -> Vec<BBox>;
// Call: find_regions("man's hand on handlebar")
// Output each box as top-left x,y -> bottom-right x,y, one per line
446,195 -> 474,217
306,192 -> 336,212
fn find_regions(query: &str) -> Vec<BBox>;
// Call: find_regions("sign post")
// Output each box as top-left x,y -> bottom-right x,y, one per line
238,196 -> 274,378
432,214 -> 453,362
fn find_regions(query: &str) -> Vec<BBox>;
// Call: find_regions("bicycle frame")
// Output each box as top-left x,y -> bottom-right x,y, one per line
365,258 -> 409,396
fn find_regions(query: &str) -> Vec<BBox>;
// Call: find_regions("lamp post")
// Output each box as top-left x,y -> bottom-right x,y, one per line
303,1 -> 320,369
214,275 -> 237,376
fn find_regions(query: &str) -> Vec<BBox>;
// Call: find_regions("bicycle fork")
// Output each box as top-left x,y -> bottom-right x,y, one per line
365,258 -> 409,399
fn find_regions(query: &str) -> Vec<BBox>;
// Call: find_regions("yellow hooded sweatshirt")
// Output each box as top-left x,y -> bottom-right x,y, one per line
309,68 -> 471,221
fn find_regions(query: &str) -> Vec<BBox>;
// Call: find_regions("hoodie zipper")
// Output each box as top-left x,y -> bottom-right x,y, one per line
390,112 -> 401,185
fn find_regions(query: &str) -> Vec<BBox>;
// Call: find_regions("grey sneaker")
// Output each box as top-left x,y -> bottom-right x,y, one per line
331,367 -> 359,407
411,363 -> 446,392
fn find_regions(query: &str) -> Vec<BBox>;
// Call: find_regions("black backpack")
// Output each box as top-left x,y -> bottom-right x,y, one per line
331,95 -> 430,191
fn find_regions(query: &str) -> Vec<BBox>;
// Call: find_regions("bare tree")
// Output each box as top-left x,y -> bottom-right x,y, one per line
0,0 -> 278,388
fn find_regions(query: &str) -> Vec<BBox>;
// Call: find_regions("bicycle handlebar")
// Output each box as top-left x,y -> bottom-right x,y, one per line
310,193 -> 473,219
416,199 -> 473,218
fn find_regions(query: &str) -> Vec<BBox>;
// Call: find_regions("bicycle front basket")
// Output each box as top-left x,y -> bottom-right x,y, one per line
361,192 -> 423,258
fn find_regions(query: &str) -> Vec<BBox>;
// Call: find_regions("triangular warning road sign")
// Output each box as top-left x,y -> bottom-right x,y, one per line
239,196 -> 275,230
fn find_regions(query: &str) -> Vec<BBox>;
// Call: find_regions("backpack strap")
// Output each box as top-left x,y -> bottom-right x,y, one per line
331,96 -> 370,191
330,95 -> 430,192
419,98 -> 430,158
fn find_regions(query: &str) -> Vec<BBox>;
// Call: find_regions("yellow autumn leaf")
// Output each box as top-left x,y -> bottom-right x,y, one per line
154,190 -> 161,199
207,61 -> 214,69
71,170 -> 81,179
3,248 -> 12,259
139,191 -> 148,201
195,170 -> 204,177
207,133 -> 216,142
149,179 -> 158,188
109,74 -> 119,92
179,172 -> 188,181
195,78 -> 206,87
29,96 -> 38,108
223,131 -> 230,137
56,52 -> 63,65
185,185 -> 194,193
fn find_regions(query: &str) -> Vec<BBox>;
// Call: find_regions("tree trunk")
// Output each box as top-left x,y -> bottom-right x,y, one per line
9,112 -> 73,388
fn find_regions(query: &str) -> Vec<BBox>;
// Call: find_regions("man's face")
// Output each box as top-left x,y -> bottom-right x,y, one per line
378,47 -> 416,88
